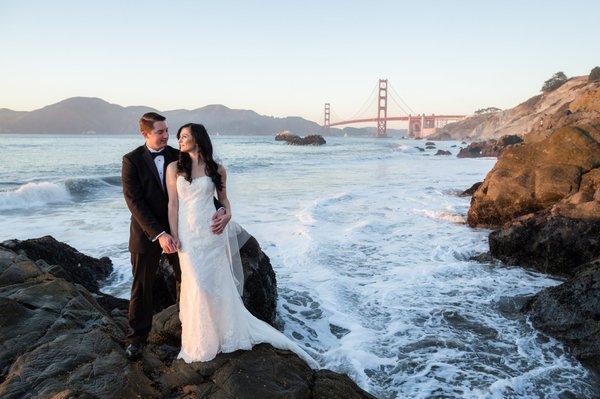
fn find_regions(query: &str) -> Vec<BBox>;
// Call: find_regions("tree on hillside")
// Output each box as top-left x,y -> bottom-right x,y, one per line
541,72 -> 567,92
474,107 -> 501,114
589,67 -> 600,82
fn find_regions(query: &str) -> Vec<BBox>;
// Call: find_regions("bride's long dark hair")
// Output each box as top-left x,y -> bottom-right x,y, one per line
176,123 -> 223,191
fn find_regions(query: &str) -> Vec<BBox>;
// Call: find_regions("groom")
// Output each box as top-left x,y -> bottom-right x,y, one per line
121,112 -> 229,360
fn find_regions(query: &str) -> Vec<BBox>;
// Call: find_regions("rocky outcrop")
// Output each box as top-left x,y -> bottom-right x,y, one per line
277,133 -> 326,146
435,149 -> 451,156
489,211 -> 600,276
456,135 -> 523,158
430,76 -> 600,141
0,241 -> 375,398
467,125 -> 600,228
1,235 -> 112,292
460,182 -> 482,197
524,259 -> 600,373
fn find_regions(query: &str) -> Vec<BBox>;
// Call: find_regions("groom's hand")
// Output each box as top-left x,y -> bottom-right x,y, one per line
211,208 -> 230,234
158,233 -> 178,253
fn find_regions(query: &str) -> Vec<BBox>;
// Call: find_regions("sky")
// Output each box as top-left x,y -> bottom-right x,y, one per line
1,0 -> 599,127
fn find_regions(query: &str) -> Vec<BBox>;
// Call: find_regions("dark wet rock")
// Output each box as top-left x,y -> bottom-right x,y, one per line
468,251 -> 494,263
425,144 -> 436,149
0,242 -> 375,398
489,212 -> 600,277
457,135 -> 523,158
1,235 -> 112,293
329,324 -> 351,339
276,132 -> 326,146
524,259 -> 600,373
467,125 -> 600,228
425,141 -> 436,146
461,181 -> 483,197
415,146 -> 425,152
435,149 -> 451,156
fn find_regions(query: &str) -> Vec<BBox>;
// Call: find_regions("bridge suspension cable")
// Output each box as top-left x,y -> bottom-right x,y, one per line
348,82 -> 378,121
389,83 -> 416,114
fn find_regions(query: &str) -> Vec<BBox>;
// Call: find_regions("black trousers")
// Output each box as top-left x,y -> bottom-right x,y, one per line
127,249 -> 181,344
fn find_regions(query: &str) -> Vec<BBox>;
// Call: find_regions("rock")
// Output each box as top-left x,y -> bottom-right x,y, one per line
489,211 -> 600,276
524,259 -> 600,372
460,182 -> 483,197
435,149 -> 451,156
456,135 -> 523,158
467,125 -> 600,227
276,131 -> 326,146
429,76 -> 600,141
425,141 -> 436,146
0,243 -> 375,398
1,235 -> 112,293
0,246 -> 158,398
287,134 -> 326,146
415,146 -> 425,152
275,130 -> 296,141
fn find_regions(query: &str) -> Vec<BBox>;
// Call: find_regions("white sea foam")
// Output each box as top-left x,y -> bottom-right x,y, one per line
0,182 -> 72,210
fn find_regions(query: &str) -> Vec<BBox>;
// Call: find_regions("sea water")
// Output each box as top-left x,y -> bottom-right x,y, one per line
0,134 -> 596,398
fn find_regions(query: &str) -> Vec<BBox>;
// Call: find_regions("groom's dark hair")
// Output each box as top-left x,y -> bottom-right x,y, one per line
139,112 -> 166,133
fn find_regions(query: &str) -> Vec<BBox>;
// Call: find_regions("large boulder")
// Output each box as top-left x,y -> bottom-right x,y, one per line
524,259 -> 600,373
0,243 -> 375,398
276,132 -> 326,146
1,235 -> 112,293
467,125 -> 600,227
489,211 -> 600,276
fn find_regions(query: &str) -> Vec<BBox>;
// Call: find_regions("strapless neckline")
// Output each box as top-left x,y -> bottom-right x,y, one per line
178,175 -> 210,183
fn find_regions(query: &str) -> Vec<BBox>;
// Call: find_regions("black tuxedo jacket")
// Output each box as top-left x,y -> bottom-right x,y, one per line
122,144 -> 223,253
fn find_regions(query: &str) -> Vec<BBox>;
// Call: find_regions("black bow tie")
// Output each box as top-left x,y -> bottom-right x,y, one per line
150,149 -> 166,159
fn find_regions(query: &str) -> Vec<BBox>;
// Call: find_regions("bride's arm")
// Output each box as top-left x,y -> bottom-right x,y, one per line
166,162 -> 180,246
217,164 -> 231,216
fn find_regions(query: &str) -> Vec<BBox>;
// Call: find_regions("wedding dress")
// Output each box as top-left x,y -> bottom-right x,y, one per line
175,175 -> 319,368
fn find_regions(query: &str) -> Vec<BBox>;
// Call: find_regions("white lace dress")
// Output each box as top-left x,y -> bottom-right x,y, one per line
175,175 -> 319,368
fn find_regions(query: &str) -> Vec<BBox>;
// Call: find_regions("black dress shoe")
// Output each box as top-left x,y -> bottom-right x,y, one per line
125,343 -> 144,360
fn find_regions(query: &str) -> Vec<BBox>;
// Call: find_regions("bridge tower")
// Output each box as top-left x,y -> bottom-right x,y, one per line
376,79 -> 388,137
324,103 -> 331,132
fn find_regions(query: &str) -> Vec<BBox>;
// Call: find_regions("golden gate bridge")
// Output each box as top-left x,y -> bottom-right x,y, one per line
323,79 -> 466,138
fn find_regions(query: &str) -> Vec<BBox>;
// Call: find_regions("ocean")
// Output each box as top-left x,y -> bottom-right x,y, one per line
0,134 -> 596,398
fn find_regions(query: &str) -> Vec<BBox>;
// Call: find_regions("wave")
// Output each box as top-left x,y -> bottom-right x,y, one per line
0,182 -> 72,211
0,175 -> 122,211
414,209 -> 467,224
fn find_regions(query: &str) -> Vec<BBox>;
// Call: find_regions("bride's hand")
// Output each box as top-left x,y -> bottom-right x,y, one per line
172,236 -> 181,250
211,209 -> 231,235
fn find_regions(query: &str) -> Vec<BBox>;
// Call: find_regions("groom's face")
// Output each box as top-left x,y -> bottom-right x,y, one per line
142,121 -> 169,150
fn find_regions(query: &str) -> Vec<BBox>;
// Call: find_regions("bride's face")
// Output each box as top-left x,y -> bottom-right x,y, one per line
178,127 -> 196,153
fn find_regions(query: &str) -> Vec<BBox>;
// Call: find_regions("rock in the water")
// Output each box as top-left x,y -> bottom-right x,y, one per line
460,181 -> 483,197
275,131 -> 326,145
425,141 -> 436,146
467,125 -> 600,227
524,259 -> 600,372
457,135 -> 523,158
435,149 -> 451,156
489,211 -> 600,276
275,130 -> 296,141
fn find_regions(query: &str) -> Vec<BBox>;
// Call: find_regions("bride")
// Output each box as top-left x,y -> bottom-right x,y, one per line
165,123 -> 319,369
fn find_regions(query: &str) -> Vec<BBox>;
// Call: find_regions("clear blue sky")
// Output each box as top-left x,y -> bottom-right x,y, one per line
1,0 -> 598,126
